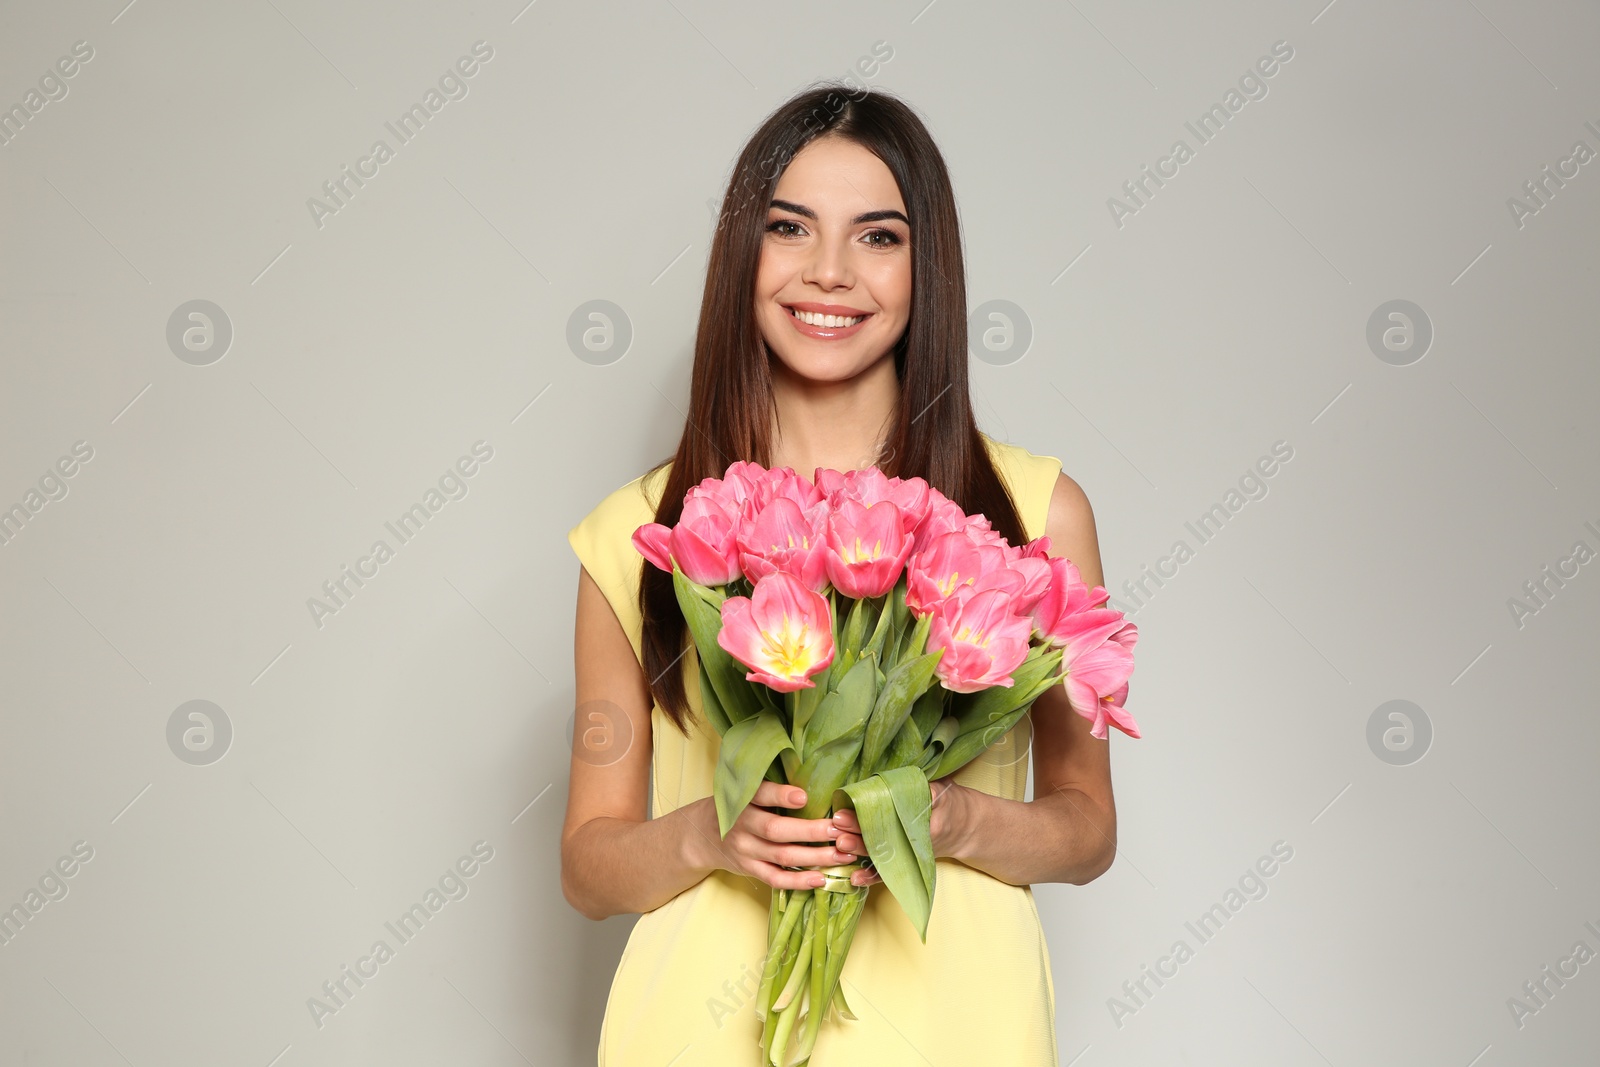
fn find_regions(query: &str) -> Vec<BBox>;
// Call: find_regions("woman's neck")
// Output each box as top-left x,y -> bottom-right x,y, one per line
767,354 -> 899,477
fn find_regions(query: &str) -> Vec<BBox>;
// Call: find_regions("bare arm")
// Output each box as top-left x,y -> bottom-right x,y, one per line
560,566 -> 858,921
831,472 -> 1120,886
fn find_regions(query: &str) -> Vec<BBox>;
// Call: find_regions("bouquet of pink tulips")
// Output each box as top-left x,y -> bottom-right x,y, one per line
634,461 -> 1140,1067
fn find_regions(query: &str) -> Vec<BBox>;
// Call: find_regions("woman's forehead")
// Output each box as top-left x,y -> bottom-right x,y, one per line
771,139 -> 905,213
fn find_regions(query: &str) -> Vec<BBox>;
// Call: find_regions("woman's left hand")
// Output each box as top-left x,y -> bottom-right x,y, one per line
831,775 -> 971,885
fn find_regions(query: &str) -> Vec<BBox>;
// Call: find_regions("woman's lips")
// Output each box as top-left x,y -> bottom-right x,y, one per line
785,306 -> 872,340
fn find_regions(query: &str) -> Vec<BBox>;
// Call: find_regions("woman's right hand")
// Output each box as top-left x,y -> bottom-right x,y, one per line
689,782 -> 859,891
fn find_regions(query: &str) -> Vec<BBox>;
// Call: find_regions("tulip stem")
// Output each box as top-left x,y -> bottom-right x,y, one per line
754,889 -> 789,1022
771,898 -> 815,1012
795,887 -> 830,1060
761,890 -> 808,1033
752,865 -> 870,1066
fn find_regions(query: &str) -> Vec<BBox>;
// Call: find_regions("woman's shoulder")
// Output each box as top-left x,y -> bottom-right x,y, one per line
566,460 -> 674,625
978,429 -> 1062,472
569,461 -> 672,538
978,430 -> 1065,540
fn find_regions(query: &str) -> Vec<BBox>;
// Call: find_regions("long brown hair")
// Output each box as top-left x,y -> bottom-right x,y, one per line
639,81 -> 1029,736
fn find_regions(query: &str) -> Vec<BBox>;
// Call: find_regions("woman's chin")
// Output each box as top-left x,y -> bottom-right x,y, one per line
768,346 -> 894,385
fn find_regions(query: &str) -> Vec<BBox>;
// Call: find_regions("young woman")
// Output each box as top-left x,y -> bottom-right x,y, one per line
563,83 -> 1120,1065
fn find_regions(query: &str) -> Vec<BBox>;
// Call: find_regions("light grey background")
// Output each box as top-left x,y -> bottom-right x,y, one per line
2,1 -> 1597,1064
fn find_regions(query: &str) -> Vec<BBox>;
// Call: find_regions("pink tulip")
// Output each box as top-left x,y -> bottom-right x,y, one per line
1090,681 -> 1139,740
926,586 -> 1034,693
684,496 -> 745,585
906,527 -> 1047,617
685,462 -> 762,520
824,498 -> 914,599
631,495 -> 742,587
1031,557 -> 1095,640
632,522 -> 674,574
716,571 -> 836,692
719,463 -> 821,523
816,467 -> 932,537
762,467 -> 826,514
911,487 -> 971,554
737,496 -> 831,593
997,554 -> 1053,616
905,530 -> 993,614
1063,621 -> 1140,739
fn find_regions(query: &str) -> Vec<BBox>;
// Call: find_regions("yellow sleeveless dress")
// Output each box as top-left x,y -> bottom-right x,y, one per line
567,432 -> 1065,1066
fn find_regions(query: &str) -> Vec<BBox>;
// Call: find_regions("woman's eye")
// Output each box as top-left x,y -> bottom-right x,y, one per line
767,219 -> 804,237
864,229 -> 901,248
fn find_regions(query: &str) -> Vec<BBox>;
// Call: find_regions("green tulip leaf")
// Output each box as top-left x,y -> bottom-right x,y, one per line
697,655 -> 730,736
919,715 -> 960,777
789,657 -> 834,753
928,708 -> 1027,781
673,567 -> 761,725
832,768 -> 937,941
928,668 -> 1064,780
863,591 -> 896,662
949,646 -> 1062,733
860,643 -> 942,778
793,723 -> 866,820
881,764 -> 937,906
713,709 -> 795,838
803,652 -> 877,754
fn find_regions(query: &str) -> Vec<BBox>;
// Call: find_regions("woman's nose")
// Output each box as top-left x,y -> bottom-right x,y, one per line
803,235 -> 852,288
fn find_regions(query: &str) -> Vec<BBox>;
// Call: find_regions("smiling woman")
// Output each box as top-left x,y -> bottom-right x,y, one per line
562,82 -> 1123,1066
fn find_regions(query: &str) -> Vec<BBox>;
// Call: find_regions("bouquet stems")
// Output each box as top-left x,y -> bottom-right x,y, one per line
757,861 -> 871,1067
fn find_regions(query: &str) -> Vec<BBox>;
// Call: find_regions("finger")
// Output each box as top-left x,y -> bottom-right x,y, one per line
771,842 -> 854,869
750,859 -> 829,891
850,868 -> 880,886
761,813 -> 841,845
835,832 -> 866,856
753,781 -> 807,810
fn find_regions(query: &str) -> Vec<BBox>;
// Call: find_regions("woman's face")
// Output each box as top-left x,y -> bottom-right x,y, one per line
754,136 -> 912,383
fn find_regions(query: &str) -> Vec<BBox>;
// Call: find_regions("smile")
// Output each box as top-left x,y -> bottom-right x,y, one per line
784,305 -> 873,339
790,308 -> 865,327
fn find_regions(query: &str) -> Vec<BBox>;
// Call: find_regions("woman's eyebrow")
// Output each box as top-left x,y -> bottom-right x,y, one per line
769,198 -> 909,226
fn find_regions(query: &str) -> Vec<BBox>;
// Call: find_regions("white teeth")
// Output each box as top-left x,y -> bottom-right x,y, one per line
791,308 -> 864,328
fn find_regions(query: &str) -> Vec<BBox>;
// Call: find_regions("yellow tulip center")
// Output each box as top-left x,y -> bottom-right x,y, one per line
842,534 -> 886,564
952,620 -> 992,648
760,616 -> 818,678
